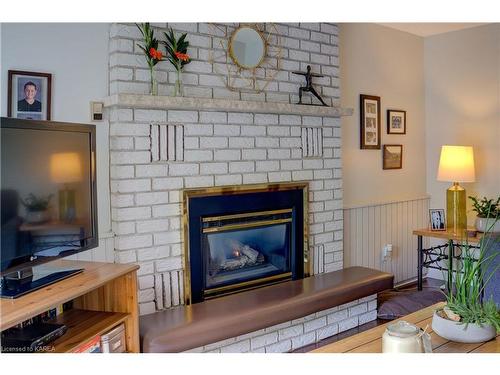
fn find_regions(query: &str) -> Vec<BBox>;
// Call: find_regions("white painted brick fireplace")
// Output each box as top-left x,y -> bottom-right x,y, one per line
104,23 -> 376,352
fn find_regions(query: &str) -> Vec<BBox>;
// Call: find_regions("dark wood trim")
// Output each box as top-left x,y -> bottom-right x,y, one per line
383,144 -> 403,170
360,94 -> 381,149
387,109 -> 407,134
7,70 -> 52,120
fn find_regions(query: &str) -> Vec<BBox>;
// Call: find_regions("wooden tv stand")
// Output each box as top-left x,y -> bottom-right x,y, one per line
0,260 -> 140,353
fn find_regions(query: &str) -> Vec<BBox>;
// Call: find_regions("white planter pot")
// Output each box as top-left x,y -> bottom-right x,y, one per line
432,310 -> 496,343
25,210 -> 50,224
475,216 -> 500,233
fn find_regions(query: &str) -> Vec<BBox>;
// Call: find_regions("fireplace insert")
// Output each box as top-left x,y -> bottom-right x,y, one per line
183,183 -> 309,304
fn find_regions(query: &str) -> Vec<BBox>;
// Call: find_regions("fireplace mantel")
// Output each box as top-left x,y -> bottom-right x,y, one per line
103,94 -> 353,118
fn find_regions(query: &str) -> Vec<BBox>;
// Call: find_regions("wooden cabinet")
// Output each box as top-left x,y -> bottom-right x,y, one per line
0,260 -> 140,353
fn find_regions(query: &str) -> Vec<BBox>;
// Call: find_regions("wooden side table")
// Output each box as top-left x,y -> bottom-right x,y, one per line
412,228 -> 481,291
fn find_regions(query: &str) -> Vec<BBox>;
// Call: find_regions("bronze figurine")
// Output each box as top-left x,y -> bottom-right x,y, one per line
292,65 -> 328,106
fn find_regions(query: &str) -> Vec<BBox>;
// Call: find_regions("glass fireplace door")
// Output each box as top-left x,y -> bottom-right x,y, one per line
201,209 -> 292,298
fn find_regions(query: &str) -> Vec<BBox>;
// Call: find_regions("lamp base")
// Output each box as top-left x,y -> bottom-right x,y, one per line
59,188 -> 76,222
446,182 -> 467,235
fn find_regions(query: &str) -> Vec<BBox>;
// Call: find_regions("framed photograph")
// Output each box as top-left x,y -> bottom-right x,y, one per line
387,109 -> 406,134
360,94 -> 381,149
383,144 -> 403,170
7,70 -> 52,120
429,209 -> 446,231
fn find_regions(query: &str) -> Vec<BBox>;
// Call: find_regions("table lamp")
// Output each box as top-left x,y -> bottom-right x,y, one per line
437,145 -> 475,234
50,152 -> 82,222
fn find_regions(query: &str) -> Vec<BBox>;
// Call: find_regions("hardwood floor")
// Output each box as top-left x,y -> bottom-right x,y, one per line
292,277 -> 443,352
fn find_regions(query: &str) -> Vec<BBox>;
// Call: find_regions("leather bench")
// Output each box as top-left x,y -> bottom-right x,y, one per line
140,266 -> 394,352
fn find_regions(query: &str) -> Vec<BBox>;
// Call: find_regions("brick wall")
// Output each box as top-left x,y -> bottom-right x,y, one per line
106,23 -> 345,317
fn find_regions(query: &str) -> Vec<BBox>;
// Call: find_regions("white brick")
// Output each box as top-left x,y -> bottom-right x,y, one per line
138,288 -> 155,303
228,113 -> 253,124
254,114 -> 278,125
112,179 -> 151,193
243,173 -> 268,184
111,194 -> 134,208
220,339 -> 250,353
267,126 -> 290,137
185,175 -> 215,188
256,160 -> 280,172
139,302 -> 156,316
338,317 -> 359,332
111,151 -> 150,165
137,246 -> 169,261
241,125 -> 266,136
169,163 -> 199,176
291,332 -> 316,350
242,149 -> 266,160
359,310 -> 378,325
184,150 -> 213,162
168,110 -> 198,123
256,137 -> 279,148
200,111 -> 227,124
215,174 -> 242,185
229,137 -> 255,149
304,316 -> 327,332
112,221 -> 135,235
200,137 -> 228,149
250,332 -> 279,349
229,161 -> 254,173
152,204 -> 181,217
327,309 -> 348,324
278,325 -> 303,340
268,171 -> 292,182
110,123 -> 150,136
154,231 -> 181,245
152,177 -> 183,190
156,257 -> 183,272
265,340 -> 291,353
115,234 -> 152,250
316,323 -> 339,341
214,149 -> 241,161
349,302 -> 368,317
200,163 -> 228,175
134,109 -> 166,122
214,124 -> 240,136
136,219 -> 169,233
136,164 -> 168,177
279,114 -> 301,125
368,299 -> 377,311
111,166 -> 135,179
113,206 -> 151,221
116,250 -> 137,264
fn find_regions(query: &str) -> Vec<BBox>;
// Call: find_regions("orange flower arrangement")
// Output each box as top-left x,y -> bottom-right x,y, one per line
174,51 -> 190,62
149,48 -> 163,61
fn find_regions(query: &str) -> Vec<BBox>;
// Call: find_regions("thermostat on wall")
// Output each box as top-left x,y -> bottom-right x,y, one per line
90,101 -> 103,121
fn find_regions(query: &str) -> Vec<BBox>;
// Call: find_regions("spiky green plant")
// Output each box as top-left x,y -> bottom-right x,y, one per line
162,27 -> 191,73
136,23 -> 163,92
444,220 -> 500,330
469,195 -> 500,218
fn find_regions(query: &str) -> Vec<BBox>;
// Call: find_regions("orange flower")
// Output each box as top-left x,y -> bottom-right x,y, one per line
149,47 -> 162,61
174,51 -> 190,62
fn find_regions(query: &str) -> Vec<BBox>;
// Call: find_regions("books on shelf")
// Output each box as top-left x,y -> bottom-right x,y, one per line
72,335 -> 102,353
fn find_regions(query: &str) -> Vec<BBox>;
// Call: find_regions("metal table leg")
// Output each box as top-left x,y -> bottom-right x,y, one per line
447,240 -> 454,293
417,235 -> 423,291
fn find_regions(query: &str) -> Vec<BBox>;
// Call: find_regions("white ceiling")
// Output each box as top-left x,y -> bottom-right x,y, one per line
378,23 -> 487,37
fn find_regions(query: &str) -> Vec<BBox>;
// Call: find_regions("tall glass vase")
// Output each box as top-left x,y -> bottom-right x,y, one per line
149,67 -> 158,96
173,70 -> 184,97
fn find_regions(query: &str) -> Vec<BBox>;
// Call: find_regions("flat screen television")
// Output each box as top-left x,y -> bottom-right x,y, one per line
1,117 -> 98,298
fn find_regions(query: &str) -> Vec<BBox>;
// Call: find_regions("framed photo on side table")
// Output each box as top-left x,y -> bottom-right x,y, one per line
7,70 -> 52,120
387,109 -> 406,134
360,94 -> 381,149
429,209 -> 446,231
383,144 -> 403,170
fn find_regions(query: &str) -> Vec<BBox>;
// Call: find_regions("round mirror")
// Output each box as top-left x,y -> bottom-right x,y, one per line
229,27 -> 266,69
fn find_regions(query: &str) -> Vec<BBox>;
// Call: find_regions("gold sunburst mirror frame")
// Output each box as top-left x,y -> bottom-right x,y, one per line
208,23 -> 283,93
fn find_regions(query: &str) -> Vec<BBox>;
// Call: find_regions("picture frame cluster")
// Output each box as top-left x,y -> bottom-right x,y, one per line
360,94 -> 406,170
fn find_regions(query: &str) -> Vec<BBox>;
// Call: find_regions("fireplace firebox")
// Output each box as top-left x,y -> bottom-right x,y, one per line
182,183 -> 309,304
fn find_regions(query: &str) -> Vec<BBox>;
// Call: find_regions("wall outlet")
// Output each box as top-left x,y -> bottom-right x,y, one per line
382,244 -> 393,262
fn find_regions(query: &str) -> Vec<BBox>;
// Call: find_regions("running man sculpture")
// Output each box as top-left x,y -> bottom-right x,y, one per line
292,65 -> 328,106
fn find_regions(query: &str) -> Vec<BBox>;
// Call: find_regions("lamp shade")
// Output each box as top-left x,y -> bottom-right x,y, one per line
437,145 -> 475,183
50,152 -> 82,184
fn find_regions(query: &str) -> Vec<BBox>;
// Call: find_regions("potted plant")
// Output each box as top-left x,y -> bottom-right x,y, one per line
21,193 -> 53,224
469,195 -> 500,232
431,224 -> 500,343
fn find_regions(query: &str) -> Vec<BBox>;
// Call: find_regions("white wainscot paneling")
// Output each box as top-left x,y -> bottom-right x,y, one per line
343,197 -> 430,284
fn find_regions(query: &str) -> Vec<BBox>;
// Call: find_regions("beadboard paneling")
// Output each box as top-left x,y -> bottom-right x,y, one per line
344,197 -> 430,284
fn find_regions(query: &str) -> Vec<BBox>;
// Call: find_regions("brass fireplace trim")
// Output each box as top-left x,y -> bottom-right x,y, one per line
202,218 -> 292,234
202,208 -> 292,223
181,181 -> 310,305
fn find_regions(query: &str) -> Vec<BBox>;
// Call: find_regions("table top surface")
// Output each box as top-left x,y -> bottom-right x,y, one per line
413,228 -> 483,244
311,302 -> 499,353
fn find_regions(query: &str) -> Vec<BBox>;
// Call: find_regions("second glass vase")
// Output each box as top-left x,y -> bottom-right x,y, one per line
173,70 -> 184,97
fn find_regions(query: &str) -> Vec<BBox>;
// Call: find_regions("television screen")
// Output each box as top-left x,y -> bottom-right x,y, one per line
1,118 -> 97,274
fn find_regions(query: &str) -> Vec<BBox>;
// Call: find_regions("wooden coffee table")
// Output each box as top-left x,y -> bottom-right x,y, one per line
311,302 -> 499,353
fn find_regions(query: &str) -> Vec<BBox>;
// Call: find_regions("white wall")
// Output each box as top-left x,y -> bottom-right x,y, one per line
425,24 -> 500,225
340,23 -> 427,209
1,23 -> 113,261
